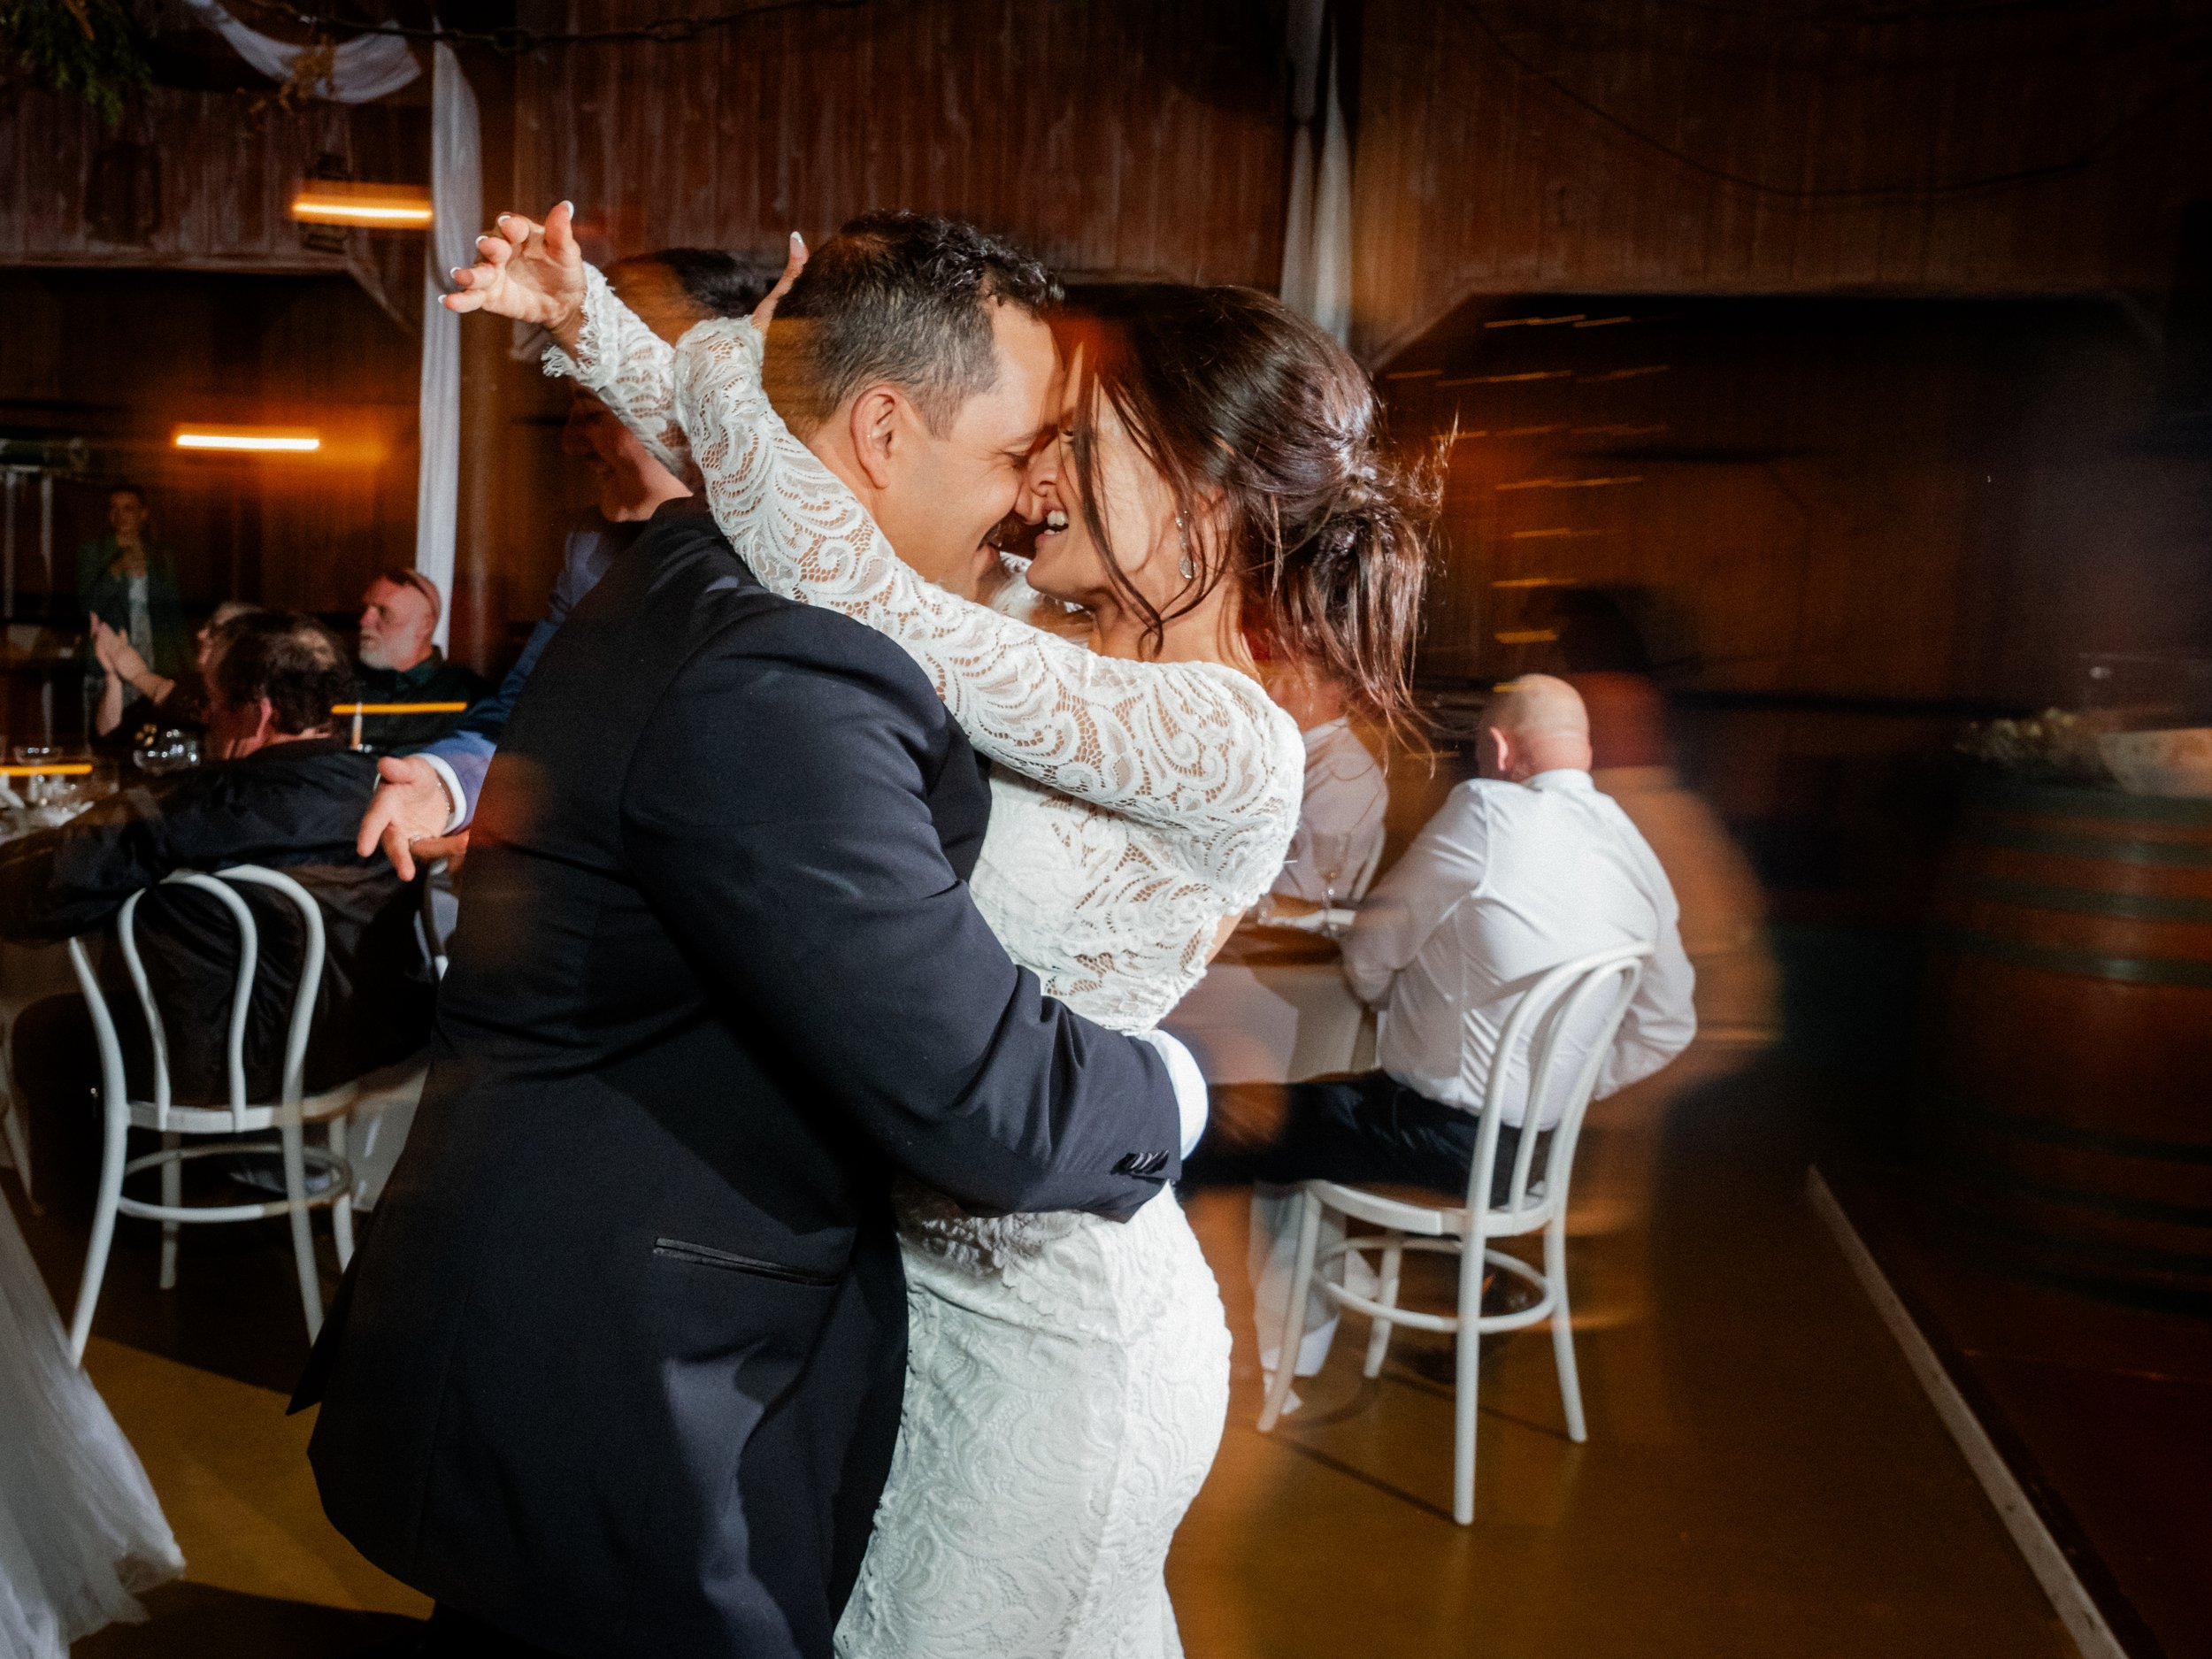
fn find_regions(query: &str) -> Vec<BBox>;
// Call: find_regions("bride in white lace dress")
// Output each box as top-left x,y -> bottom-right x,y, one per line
455,207 -> 1428,1657
0,1189 -> 182,1656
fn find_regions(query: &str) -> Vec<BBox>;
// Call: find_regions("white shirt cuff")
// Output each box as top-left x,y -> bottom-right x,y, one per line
1137,1029 -> 1210,1159
417,752 -> 469,836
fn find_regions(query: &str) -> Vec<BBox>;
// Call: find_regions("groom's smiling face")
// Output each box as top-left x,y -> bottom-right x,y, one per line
787,299 -> 1061,602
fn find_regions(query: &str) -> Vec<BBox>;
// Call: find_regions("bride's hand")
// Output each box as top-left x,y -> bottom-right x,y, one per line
442,201 -> 588,348
748,233 -> 808,334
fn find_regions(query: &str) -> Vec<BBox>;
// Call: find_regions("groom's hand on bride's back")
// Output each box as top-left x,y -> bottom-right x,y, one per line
442,200 -> 588,349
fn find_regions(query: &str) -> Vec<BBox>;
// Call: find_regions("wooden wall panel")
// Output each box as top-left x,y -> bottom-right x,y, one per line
0,269 -> 419,624
511,0 -> 1290,281
0,86 -> 386,274
1353,0 -> 2212,362
1390,294 -> 2211,710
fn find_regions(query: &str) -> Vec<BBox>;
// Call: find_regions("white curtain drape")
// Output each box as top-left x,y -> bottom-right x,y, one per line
179,0 -> 419,100
1279,0 -> 1352,346
182,4 -> 476,643
414,42 -> 480,652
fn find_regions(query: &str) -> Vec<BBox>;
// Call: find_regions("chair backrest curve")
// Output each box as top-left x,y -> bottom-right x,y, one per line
1464,943 -> 1651,1221
71,864 -> 330,1133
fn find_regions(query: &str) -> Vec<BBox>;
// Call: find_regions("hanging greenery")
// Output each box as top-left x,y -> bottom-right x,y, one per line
1,0 -> 153,127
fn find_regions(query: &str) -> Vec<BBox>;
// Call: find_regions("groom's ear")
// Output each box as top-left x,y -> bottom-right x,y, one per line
848,386 -> 906,492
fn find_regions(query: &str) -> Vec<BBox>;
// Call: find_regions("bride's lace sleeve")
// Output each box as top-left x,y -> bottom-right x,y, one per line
540,263 -> 695,484
667,314 -> 1302,890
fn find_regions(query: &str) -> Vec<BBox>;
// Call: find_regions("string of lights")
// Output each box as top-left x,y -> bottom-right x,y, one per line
1458,0 -> 2212,199
222,0 -> 876,53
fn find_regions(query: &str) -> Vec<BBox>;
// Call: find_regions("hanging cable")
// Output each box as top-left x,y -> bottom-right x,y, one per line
1455,0 -> 2212,199
220,0 -> 878,54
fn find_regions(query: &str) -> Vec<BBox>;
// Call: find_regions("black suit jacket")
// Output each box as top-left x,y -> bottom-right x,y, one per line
306,503 -> 1182,1658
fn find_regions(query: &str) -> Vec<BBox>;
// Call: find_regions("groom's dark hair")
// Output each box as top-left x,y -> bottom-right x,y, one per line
769,211 -> 1060,437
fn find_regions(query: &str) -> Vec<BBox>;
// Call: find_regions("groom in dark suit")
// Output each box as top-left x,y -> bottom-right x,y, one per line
306,216 -> 1195,1657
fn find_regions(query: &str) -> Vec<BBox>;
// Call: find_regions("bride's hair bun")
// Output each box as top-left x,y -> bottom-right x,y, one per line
1054,284 -> 1436,727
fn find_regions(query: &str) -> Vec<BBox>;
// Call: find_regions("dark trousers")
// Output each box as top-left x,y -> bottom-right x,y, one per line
1181,1070 -> 1525,1208
417,1606 -> 564,1657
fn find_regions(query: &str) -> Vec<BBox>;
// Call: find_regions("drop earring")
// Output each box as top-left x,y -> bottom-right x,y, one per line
1174,513 -> 1195,581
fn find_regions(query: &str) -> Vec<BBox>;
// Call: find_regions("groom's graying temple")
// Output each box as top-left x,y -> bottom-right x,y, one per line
3,1 -> 2211,1655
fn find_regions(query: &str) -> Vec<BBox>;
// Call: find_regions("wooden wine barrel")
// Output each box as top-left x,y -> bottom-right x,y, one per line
1920,779 -> 2212,1307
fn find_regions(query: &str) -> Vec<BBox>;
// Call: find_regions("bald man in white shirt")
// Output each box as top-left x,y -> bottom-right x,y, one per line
1189,675 -> 1697,1378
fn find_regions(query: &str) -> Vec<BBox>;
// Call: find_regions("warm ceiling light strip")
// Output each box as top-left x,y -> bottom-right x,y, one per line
289,180 -> 434,227
331,703 -> 471,716
291,197 -> 434,226
174,429 -> 321,453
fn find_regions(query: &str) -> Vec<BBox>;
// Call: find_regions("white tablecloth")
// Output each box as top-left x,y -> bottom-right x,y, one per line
1162,927 -> 1373,1085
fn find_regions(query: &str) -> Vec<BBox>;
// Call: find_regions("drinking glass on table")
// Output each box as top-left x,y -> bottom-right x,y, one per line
12,746 -> 59,809
133,727 -> 201,776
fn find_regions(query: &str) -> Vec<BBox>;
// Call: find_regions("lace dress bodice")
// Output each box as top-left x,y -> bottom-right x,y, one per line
549,268 -> 1304,1033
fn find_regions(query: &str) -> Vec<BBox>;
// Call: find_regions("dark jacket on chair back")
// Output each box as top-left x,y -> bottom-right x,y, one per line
0,740 -> 434,1102
303,503 -> 1184,1659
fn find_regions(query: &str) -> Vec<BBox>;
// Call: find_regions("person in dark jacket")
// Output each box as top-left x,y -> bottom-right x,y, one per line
76,484 -> 188,680
350,570 -> 489,750
0,612 -> 434,1103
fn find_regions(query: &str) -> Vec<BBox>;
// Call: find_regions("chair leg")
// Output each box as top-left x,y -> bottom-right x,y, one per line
69,1104 -> 129,1363
326,1115 -> 355,1269
157,1131 -> 181,1290
0,1021 -> 27,1209
1546,1218 -> 1587,1443
0,1095 -> 30,1207
1363,1231 -> 1404,1379
1258,1187 -> 1322,1432
1453,1234 -> 1486,1525
280,1118 -> 324,1341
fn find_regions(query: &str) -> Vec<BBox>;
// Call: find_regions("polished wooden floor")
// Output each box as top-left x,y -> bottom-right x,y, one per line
18,1042 -> 2080,1658
1827,1163 -> 2212,1659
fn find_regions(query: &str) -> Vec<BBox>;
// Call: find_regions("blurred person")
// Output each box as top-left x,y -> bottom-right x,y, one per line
1264,659 -> 1388,907
1545,586 -> 1778,1043
605,245 -> 782,339
0,613 -> 434,1108
89,598 -> 262,741
350,570 -> 488,750
354,249 -> 774,876
1187,674 -> 1697,1381
77,484 -> 187,680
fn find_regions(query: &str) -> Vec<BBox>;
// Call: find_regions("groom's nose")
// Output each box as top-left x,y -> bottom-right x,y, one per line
1011,433 -> 1064,527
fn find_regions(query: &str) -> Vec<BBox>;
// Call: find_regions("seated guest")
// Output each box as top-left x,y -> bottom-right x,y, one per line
1264,661 -> 1388,906
1186,674 -> 1697,1380
90,598 -> 262,741
352,245 -> 775,873
351,570 -> 488,750
0,613 -> 434,1105
78,484 -> 188,681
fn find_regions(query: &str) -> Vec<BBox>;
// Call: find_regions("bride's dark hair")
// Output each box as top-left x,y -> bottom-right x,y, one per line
1055,283 -> 1434,726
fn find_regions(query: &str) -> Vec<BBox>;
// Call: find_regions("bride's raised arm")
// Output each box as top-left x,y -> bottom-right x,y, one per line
555,265 -> 1300,892
544,263 -> 695,484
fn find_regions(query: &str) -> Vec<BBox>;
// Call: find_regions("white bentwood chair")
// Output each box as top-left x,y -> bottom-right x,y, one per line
1256,942 -> 1653,1525
67,864 -> 358,1360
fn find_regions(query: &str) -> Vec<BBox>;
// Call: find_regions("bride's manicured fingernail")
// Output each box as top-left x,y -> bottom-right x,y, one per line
450,267 -> 466,282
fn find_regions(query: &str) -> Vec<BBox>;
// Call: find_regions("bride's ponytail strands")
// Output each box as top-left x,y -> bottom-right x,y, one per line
1053,284 -> 1435,733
